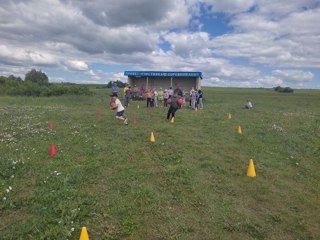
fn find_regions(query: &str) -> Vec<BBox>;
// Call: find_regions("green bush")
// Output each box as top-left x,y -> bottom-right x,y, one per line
0,75 -> 93,97
274,86 -> 294,93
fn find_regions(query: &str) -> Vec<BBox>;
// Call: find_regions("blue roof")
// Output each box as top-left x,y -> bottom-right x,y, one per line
124,71 -> 202,78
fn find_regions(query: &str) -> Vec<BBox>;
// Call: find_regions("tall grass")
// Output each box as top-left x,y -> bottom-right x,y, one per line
0,88 -> 319,239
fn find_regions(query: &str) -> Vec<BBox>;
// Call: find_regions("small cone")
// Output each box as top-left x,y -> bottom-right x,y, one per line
150,132 -> 155,142
133,116 -> 137,124
50,144 -> 57,157
49,121 -> 54,129
247,159 -> 256,177
79,227 -> 90,240
228,113 -> 232,119
97,111 -> 101,117
137,105 -> 140,109
237,126 -> 242,134
195,107 -> 198,111
170,117 -> 174,123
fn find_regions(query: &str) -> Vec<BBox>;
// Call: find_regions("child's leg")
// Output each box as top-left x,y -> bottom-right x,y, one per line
167,106 -> 173,119
171,107 -> 178,118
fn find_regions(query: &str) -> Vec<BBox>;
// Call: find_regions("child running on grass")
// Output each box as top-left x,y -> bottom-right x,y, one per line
110,94 -> 128,125
166,89 -> 182,121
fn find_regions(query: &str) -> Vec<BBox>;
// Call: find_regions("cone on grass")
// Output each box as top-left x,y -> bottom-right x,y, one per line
171,117 -> 175,124
228,113 -> 232,119
195,107 -> 198,111
137,105 -> 140,109
97,111 -> 101,117
79,227 -> 90,240
50,144 -> 57,157
49,121 -> 54,129
133,116 -> 137,124
150,132 -> 155,142
237,125 -> 242,134
247,159 -> 256,177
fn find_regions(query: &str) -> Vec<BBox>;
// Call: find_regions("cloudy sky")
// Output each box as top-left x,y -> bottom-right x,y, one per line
0,0 -> 319,88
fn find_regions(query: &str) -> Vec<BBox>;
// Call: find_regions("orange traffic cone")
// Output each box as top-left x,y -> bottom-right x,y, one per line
50,144 -> 57,157
247,159 -> 256,177
133,116 -> 137,124
97,111 -> 101,117
49,121 -> 54,129
79,227 -> 90,240
150,132 -> 155,142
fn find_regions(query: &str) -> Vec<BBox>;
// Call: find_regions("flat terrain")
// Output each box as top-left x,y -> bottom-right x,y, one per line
0,87 -> 319,239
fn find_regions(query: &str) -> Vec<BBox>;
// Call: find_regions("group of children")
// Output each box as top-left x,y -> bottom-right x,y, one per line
110,84 -> 254,125
189,88 -> 203,110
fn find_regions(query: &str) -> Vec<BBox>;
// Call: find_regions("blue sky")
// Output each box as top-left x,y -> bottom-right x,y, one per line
0,0 -> 319,88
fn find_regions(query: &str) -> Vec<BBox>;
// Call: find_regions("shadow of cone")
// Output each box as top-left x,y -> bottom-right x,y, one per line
49,121 -> 54,129
237,126 -> 242,134
247,159 -> 256,177
50,144 -> 57,157
150,132 -> 155,142
79,227 -> 90,240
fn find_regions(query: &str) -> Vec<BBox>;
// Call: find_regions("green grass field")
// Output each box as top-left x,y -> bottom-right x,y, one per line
1,87 -> 320,240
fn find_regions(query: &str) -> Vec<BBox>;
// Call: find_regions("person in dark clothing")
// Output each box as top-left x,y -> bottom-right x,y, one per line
166,89 -> 182,121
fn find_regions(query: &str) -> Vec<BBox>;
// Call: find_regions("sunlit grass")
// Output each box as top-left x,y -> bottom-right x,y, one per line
0,88 -> 320,239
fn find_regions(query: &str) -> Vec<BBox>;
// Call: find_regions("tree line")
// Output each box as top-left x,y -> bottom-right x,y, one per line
0,69 -> 92,96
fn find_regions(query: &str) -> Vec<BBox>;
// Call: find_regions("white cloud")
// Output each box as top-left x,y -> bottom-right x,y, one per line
163,31 -> 211,57
0,0 -> 318,88
272,69 -> 314,82
204,0 -> 256,13
66,60 -> 88,71
257,76 -> 283,87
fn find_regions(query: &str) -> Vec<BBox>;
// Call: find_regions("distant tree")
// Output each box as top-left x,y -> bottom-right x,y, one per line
106,80 -> 125,88
274,86 -> 294,93
25,69 -> 49,86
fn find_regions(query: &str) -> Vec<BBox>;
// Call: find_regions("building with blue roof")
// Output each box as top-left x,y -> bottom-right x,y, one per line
124,71 -> 202,91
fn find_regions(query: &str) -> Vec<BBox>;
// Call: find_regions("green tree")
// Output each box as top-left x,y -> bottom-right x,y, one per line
25,69 -> 49,86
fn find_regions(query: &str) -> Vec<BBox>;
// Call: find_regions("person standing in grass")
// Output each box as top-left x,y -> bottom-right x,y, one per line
197,89 -> 203,109
164,89 -> 169,107
190,88 -> 197,110
124,86 -> 132,108
158,87 -> 164,107
111,82 -> 119,97
146,89 -> 153,107
110,94 -> 128,125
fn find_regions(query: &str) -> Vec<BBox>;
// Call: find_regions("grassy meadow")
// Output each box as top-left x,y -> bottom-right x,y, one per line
0,87 -> 320,239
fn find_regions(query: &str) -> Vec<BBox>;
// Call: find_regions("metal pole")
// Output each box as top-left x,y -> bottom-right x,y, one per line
147,76 -> 149,89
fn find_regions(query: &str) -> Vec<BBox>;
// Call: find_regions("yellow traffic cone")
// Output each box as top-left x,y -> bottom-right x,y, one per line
137,105 -> 140,109
79,227 -> 90,240
247,159 -> 256,177
195,107 -> 198,111
237,126 -> 242,134
150,132 -> 155,142
171,117 -> 174,124
228,113 -> 232,119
